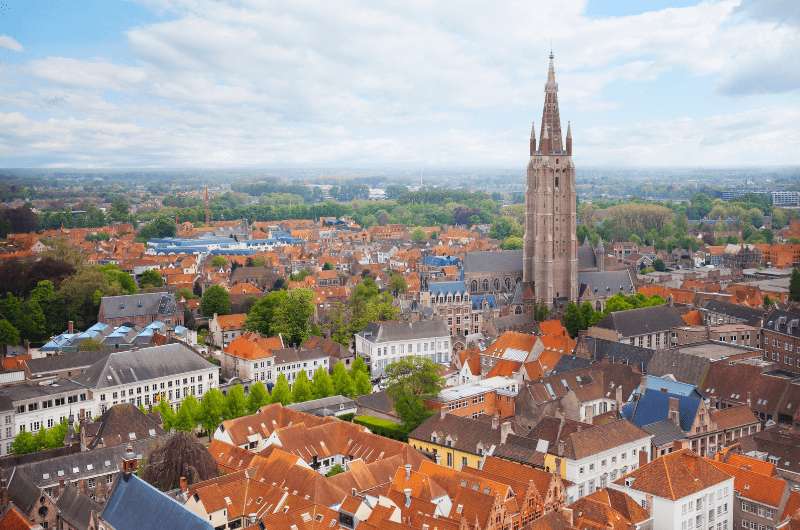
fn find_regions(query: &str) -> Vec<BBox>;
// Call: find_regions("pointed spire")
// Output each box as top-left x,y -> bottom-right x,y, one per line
547,50 -> 556,86
540,51 -> 563,154
529,121 -> 537,156
566,121 -> 572,156
541,124 -> 551,154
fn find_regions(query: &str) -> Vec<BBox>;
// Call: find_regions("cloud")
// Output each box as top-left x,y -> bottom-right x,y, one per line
0,35 -> 23,52
2,0 -> 800,167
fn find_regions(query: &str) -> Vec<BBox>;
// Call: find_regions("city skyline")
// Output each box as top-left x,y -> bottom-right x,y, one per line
1,0 -> 799,169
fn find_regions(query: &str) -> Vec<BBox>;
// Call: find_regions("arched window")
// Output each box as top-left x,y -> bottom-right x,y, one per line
470,280 -> 478,292
493,278 -> 501,291
596,301 -> 602,311
504,278 -> 512,291
482,279 -> 489,292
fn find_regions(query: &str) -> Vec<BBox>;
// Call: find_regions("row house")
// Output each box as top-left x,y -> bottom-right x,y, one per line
761,308 -> 800,375
588,305 -> 686,350
207,313 -> 247,348
355,320 -> 451,379
419,280 -> 499,338
221,332 -> 284,382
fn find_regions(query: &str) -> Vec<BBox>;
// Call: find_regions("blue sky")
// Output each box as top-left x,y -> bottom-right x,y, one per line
0,0 -> 798,168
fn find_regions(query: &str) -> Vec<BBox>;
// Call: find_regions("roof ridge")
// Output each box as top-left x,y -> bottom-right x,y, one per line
663,453 -> 675,499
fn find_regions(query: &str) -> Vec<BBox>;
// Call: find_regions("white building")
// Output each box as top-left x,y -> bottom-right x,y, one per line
355,320 -> 451,379
74,343 -> 219,415
772,190 -> 800,208
272,346 -> 330,384
609,449 -> 734,530
0,380 -> 93,455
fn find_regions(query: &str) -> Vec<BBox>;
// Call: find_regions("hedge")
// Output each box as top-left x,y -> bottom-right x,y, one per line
353,415 -> 409,441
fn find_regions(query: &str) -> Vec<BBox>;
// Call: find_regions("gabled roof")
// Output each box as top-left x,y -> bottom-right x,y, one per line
595,305 -> 685,337
614,449 -> 731,500
102,473 -> 213,530
707,459 -> 787,508
463,250 -> 522,273
360,320 -> 449,342
622,384 -> 701,433
571,487 -> 650,529
84,403 -> 165,449
561,419 -> 651,460
0,505 -> 35,530
74,343 -> 215,389
57,483 -> 102,530
99,291 -> 178,319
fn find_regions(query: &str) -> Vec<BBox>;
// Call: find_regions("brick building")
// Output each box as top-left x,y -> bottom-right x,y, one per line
762,308 -> 800,374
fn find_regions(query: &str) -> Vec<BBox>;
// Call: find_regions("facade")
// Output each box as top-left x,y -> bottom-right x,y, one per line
463,250 -> 523,295
761,308 -> 800,374
0,396 -> 14,457
207,313 -> 247,348
272,346 -> 330,384
74,343 -> 219,415
355,320 -> 451,379
420,280 -> 498,337
772,190 -> 800,207
588,305 -> 685,350
610,450 -> 734,530
221,332 -> 283,382
97,292 -> 183,328
523,53 -> 578,304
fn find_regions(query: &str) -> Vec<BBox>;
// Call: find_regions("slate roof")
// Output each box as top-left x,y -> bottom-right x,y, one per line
272,346 -> 329,365
579,336 -> 654,372
764,308 -> 800,338
409,414 -> 503,455
99,292 -> 178,320
702,299 -> 764,326
578,270 -> 634,298
428,281 -> 468,296
550,355 -> 592,374
359,320 -> 449,342
622,386 -> 701,433
595,305 -> 685,337
26,350 -> 110,376
642,420 -> 686,447
57,484 -> 101,530
7,467 -> 41,513
102,473 -> 213,530
646,350 -> 711,386
83,403 -> 165,449
355,390 -> 395,416
287,395 -> 356,416
74,343 -> 215,389
463,250 -> 522,274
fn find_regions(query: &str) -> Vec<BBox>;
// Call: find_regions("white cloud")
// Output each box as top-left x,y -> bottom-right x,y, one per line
2,0 -> 799,167
0,35 -> 23,52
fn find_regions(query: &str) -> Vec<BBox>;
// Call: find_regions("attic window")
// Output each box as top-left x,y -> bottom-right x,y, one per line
72,467 -> 79,474
42,473 -> 50,480
57,470 -> 64,477
86,464 -> 93,471
128,432 -> 136,440
104,460 -> 111,467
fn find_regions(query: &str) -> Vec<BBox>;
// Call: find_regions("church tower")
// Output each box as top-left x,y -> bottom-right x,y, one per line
522,52 -> 578,304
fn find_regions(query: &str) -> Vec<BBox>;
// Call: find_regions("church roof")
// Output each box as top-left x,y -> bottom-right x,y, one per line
463,250 -> 522,274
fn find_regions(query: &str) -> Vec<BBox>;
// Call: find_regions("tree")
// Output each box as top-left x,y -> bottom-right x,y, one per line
384,356 -> 444,431
224,385 -> 248,420
137,216 -> 176,241
562,302 -> 582,338
388,273 -> 407,296
490,217 -> 518,240
653,258 -> 666,272
325,464 -> 345,477
501,236 -> 523,250
10,431 -> 38,455
272,289 -> 314,345
44,420 -> 68,449
173,396 -> 200,432
291,370 -> 313,403
411,228 -> 427,243
247,381 -> 270,413
331,362 -> 355,397
210,256 -> 228,268
109,196 -> 130,223
200,285 -> 231,317
245,290 -> 287,336
270,374 -> 292,405
322,262 -> 334,271
791,268 -> 800,302
156,399 -> 176,431
0,318 -> 20,355
198,388 -> 226,438
58,266 -> 123,329
533,301 -> 550,322
311,366 -> 334,399
352,369 -> 373,397
139,269 -> 164,289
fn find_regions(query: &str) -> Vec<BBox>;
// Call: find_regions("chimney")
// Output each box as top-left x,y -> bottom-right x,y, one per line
0,477 -> 8,508
58,479 -> 66,498
404,464 -> 411,480
557,439 -> 565,457
615,384 -> 623,410
180,476 -> 188,493
746,392 -> 752,407
439,406 -> 446,420
500,421 -> 513,445
435,452 -> 441,465
668,397 -> 680,426
121,444 -> 138,478
491,414 -> 499,430
68,320 -> 74,334
403,488 -> 412,508
561,507 -> 574,526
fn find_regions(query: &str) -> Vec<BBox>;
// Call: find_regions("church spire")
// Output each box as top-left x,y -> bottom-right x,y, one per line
565,120 -> 572,156
529,121 -> 537,156
539,51 -> 563,155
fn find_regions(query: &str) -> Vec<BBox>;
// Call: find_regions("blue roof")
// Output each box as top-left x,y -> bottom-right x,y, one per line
41,333 -> 79,351
106,326 -> 132,339
622,387 -> 701,432
429,281 -> 467,296
471,294 -> 497,310
641,375 -> 697,397
102,474 -> 212,530
422,255 -> 460,267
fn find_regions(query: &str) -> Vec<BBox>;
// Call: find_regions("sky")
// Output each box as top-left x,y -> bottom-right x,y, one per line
0,0 -> 799,169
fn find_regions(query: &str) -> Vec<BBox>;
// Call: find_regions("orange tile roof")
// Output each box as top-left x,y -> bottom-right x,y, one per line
723,453 -> 776,477
615,450 -> 731,500
708,460 -> 787,508
484,331 -> 536,359
224,332 -> 283,360
0,505 -> 35,530
539,319 -> 568,336
215,313 -> 247,331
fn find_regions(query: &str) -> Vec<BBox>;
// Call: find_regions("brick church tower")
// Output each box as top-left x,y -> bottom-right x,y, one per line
522,52 -> 578,304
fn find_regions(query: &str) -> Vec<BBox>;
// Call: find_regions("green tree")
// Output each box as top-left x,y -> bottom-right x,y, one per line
137,216 -> 176,241
245,290 -> 287,336
0,319 -> 20,355
139,269 -> 164,289
210,256 -> 228,268
384,356 -> 444,431
291,370 -> 313,403
270,373 -> 292,405
109,196 -> 130,223
200,285 -> 231,317
652,258 -> 666,272
273,289 -> 314,345
100,264 -> 137,294
562,302 -> 582,338
325,464 -> 345,477
791,268 -> 800,302
58,266 -> 123,329
175,287 -> 196,301
411,228 -> 427,242
311,366 -> 334,399
224,385 -> 248,420
331,362 -> 355,397
322,262 -> 334,271
156,399 -> 176,431
501,236 -> 523,250
247,381 -> 270,413
174,396 -> 200,432
44,420 -> 68,449
198,388 -> 226,438
388,273 -> 407,296
10,431 -> 38,455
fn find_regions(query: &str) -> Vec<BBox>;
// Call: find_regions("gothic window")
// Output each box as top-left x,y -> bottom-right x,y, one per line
482,279 -> 489,292
471,280 -> 478,292
493,278 -> 501,291
515,306 -> 522,315
555,175 -> 559,190
504,278 -> 511,290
